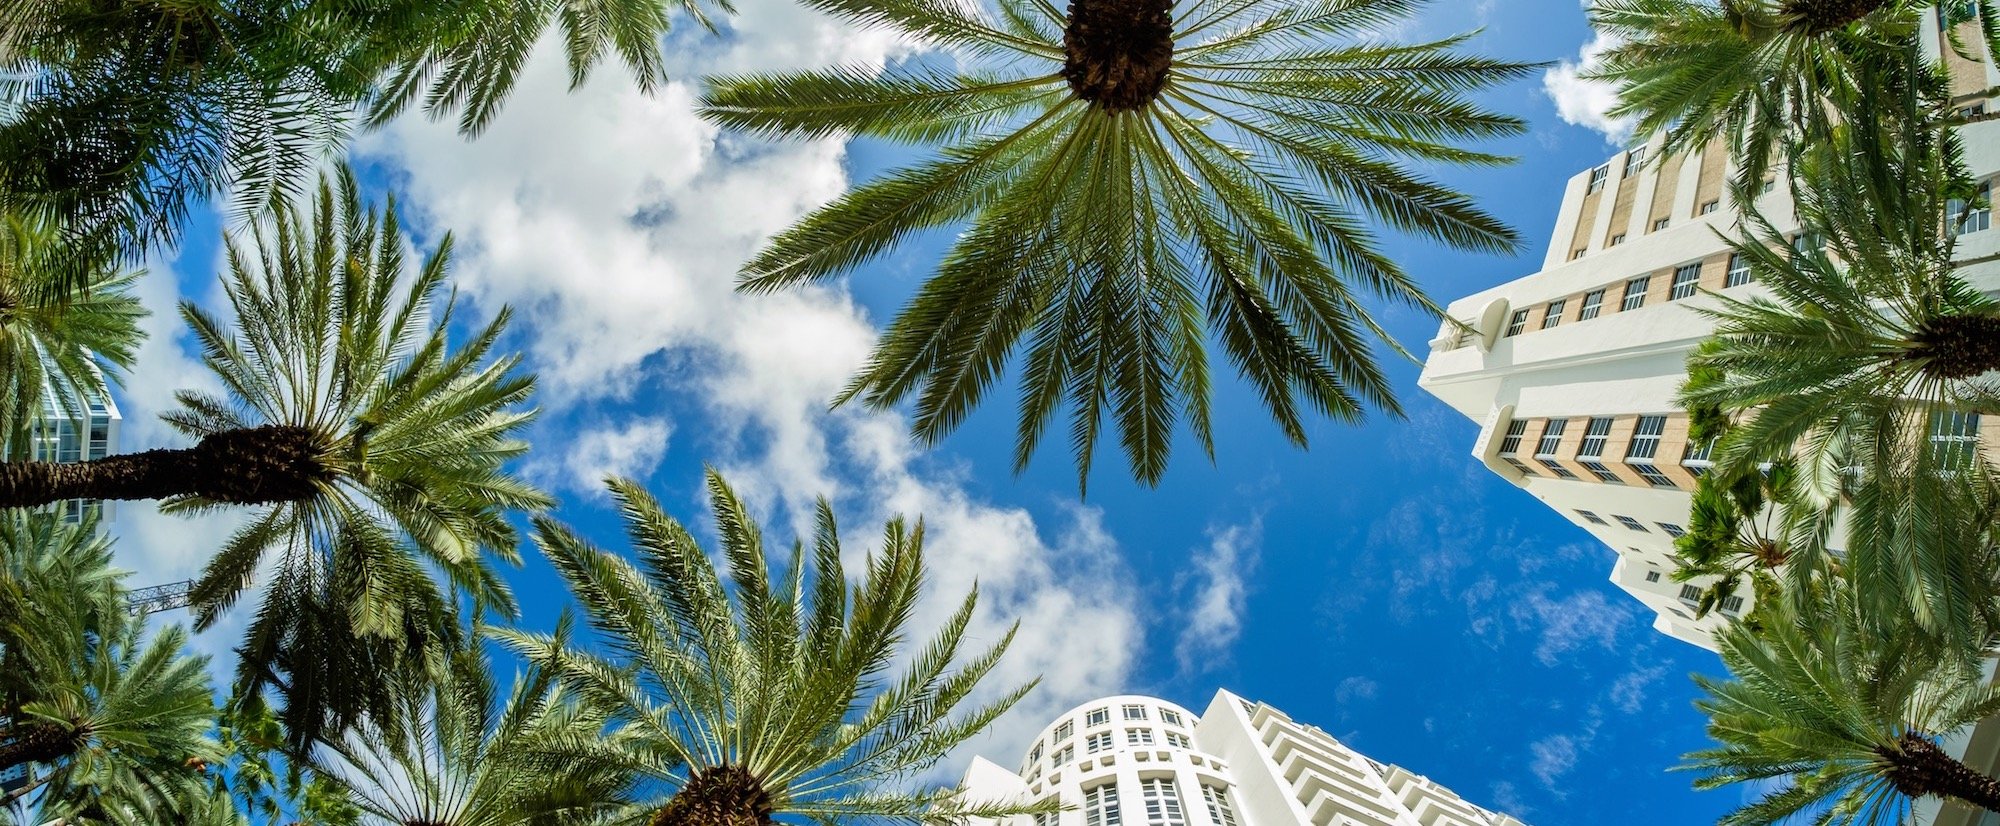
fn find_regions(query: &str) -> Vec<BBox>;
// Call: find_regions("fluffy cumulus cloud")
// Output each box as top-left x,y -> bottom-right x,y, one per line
529,416 -> 673,496
1174,521 -> 1262,673
356,0 -> 1143,768
1542,24 -> 1636,145
1509,588 -> 1633,666
1528,733 -> 1581,790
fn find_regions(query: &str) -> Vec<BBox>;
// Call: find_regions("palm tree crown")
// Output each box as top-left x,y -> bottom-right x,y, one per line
0,212 -> 145,457
701,0 -> 1532,487
498,472 -> 1048,826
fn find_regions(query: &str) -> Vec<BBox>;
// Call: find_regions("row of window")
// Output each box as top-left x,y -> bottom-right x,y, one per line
1949,182 -> 1993,237
1065,778 -> 1238,826
1641,569 -> 1749,614
1036,728 -> 1198,768
1577,510 -> 1682,538
1497,254 -> 1755,340
1499,415 -> 1685,489
1032,703 -> 1194,770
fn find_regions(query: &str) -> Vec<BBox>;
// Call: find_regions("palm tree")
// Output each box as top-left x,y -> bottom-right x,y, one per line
0,212 -> 145,458
301,643 -> 636,825
1684,574 -> 2000,823
1669,464 -> 1793,618
0,514 -> 220,818
0,168 -> 551,746
1586,0 -> 1996,187
700,0 -> 1532,487
0,0 -> 731,280
497,472 -> 1052,826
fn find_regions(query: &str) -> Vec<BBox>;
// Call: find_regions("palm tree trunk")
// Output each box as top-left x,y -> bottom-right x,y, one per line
0,721 -> 83,772
0,424 -> 328,509
1882,731 -> 2000,813
649,766 -> 777,826
1062,0 -> 1174,111
1782,0 -> 1887,33
1910,314 -> 2000,380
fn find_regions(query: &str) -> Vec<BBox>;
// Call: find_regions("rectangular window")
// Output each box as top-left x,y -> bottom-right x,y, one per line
1792,232 -> 1823,257
1587,164 -> 1609,193
1950,182 -> 1992,236
1505,309 -> 1530,337
1725,253 -> 1753,287
87,421 -> 109,460
1123,704 -> 1148,721
1627,415 -> 1666,460
1669,263 -> 1701,300
1653,218 -> 1671,232
1621,276 -> 1650,311
1201,786 -> 1238,826
1542,299 -> 1566,330
1127,729 -> 1155,746
1615,515 -> 1649,532
1624,145 -> 1647,176
1159,710 -> 1182,727
1659,523 -> 1686,538
1086,708 -> 1110,727
1644,570 -> 1661,583
1680,584 -> 1703,602
1055,721 -> 1073,742
1609,233 -> 1626,246
1536,419 -> 1568,456
1699,199 -> 1719,215
1052,745 -> 1073,766
1683,437 -> 1717,477
1140,778 -> 1186,826
1030,744 -> 1044,765
1036,813 -> 1057,826
1164,731 -> 1191,748
1930,410 -> 1982,472
1087,732 -> 1115,753
1086,785 -> 1123,826
1721,595 -> 1745,613
1578,289 -> 1605,321
1576,509 -> 1607,525
1498,420 -> 1528,455
1577,417 -> 1622,483
1632,464 -> 1676,488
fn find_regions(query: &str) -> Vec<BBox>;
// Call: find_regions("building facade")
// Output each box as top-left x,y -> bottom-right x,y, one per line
1416,8 -> 2000,651
27,379 -> 122,524
958,691 -> 1525,826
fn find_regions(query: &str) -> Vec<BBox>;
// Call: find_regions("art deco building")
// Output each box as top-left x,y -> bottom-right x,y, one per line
958,691 -> 1525,826
1417,8 -> 2000,650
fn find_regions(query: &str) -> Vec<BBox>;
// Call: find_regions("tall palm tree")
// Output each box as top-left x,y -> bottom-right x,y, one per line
497,472 -> 1052,826
0,514 -> 220,819
0,212 -> 145,458
0,0 -> 731,282
1684,574 -> 2000,823
301,643 -> 636,825
0,168 -> 551,746
1586,0 -> 1995,187
1669,464 -> 1793,618
700,0 -> 1532,487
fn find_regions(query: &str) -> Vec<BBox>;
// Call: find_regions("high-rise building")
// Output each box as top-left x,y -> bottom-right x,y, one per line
27,378 -> 121,524
958,691 -> 1525,826
1416,8 -> 2000,651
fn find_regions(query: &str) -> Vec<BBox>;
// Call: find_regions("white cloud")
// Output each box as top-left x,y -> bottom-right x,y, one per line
355,0 -> 1144,773
529,416 -> 672,496
1528,733 -> 1580,790
1542,29 -> 1636,145
1334,676 -> 1379,704
1174,521 -> 1261,673
1510,588 -> 1632,666
1609,664 -> 1669,714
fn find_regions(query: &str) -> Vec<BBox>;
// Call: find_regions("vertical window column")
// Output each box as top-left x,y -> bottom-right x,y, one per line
1140,778 -> 1186,826
1087,785 -> 1123,826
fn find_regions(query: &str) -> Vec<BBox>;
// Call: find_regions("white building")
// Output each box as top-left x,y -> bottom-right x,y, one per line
958,691 -> 1525,826
28,378 -> 122,524
1416,8 -> 2000,651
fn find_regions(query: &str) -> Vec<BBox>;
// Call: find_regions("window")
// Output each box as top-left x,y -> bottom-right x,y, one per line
1792,232 -> 1823,257
1542,299 -> 1566,330
1576,509 -> 1607,525
1087,708 -> 1110,727
1140,778 -> 1186,826
1578,289 -> 1605,321
1721,595 -> 1746,613
1698,199 -> 1719,215
1030,744 -> 1044,765
1128,729 -> 1156,746
1577,417 -> 1621,483
1627,415 -> 1666,460
1087,732 -> 1114,753
1679,584 -> 1702,602
1950,182 -> 1992,236
1659,523 -> 1686,538
1624,145 -> 1648,175
1669,263 -> 1701,300
1499,420 -> 1534,476
1164,731 -> 1191,748
1615,515 -> 1649,532
1653,218 -> 1670,232
1160,710 -> 1183,727
1633,464 -> 1676,488
1536,419 -> 1577,479
1683,437 -> 1718,477
1201,786 -> 1238,826
1036,812 -> 1057,826
1055,721 -> 1074,742
1123,704 -> 1149,721
1609,233 -> 1626,246
1725,253 -> 1753,287
1761,179 -> 1776,194
1930,411 -> 1982,472
1085,785 -> 1123,826
1504,309 -> 1530,337
1587,164 -> 1610,193
1644,570 -> 1661,583
1621,276 -> 1650,311
1958,102 -> 1988,119
1052,745 -> 1074,766
1571,248 -> 1587,261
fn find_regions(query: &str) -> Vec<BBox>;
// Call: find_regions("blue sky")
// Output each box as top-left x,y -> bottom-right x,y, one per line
108,0 -> 1736,822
